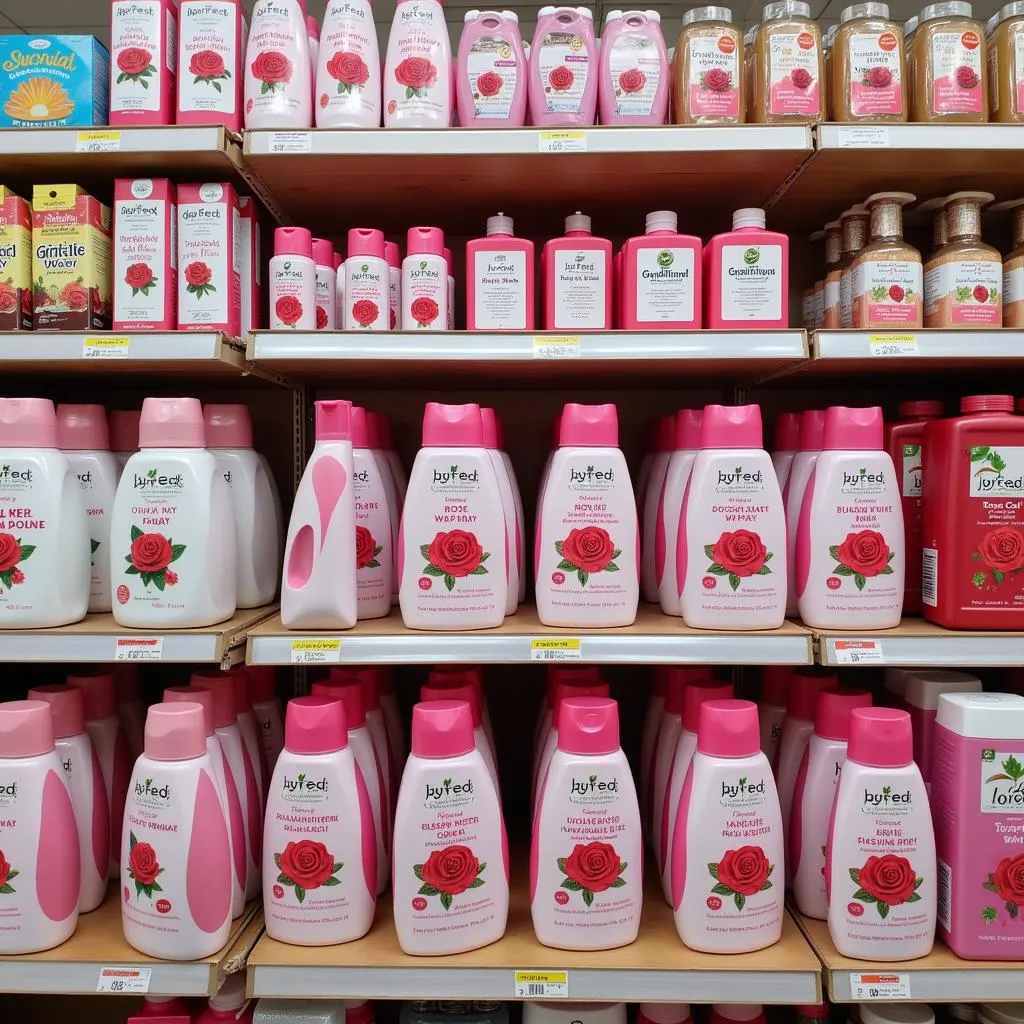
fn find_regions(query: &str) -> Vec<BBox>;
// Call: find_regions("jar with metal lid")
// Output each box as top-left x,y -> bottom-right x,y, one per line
673,6 -> 744,123
832,2 -> 908,121
750,0 -> 824,122
912,1 -> 988,120
988,2 -> 1024,120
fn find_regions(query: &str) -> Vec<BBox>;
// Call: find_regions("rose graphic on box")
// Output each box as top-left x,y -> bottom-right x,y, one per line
421,529 -> 489,592
559,840 -> 626,907
327,51 -> 370,94
708,844 -> 774,911
704,529 -> 772,591
0,532 -> 33,591
251,51 -> 294,93
60,280 -> 89,311
830,529 -> 894,591
116,47 -> 156,88
476,71 -> 503,98
555,526 -> 620,587
356,525 -> 383,569
395,57 -> 437,98
352,298 -> 379,327
128,831 -> 164,899
0,848 -> 18,895
184,262 -> 216,300
274,839 -> 342,903
275,295 -> 304,327
124,526 -> 184,591
125,263 -> 158,298
410,295 -> 439,328
190,50 -> 231,91
414,843 -> 485,910
850,852 -> 923,918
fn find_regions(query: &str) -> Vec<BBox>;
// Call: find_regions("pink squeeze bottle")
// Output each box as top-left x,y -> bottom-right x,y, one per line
620,211 -> 701,329
457,11 -> 528,127
598,11 -> 669,125
640,414 -> 675,602
529,6 -> 599,126
466,213 -> 536,331
542,212 -> 613,330
757,666 -> 790,763
784,409 -> 826,617
531,665 -> 602,789
197,975 -> 251,1024
771,411 -> 801,496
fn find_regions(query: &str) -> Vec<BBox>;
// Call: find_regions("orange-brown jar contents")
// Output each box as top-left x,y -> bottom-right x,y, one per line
832,2 -> 908,121
750,0 -> 825,123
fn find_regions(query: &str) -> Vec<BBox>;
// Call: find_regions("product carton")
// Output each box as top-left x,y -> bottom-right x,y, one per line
177,182 -> 240,335
238,195 -> 262,336
0,186 -> 32,331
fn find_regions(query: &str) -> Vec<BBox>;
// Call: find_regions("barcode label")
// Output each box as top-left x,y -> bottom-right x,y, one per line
937,857 -> 951,932
530,638 -> 581,661
833,640 -> 883,664
514,970 -> 568,998
921,547 -> 938,606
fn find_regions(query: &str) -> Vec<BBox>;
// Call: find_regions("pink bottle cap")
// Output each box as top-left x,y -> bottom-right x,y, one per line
682,680 -> 735,733
56,403 -> 109,450
428,665 -> 484,695
384,241 -> 400,269
328,666 -> 380,710
412,699 -> 474,758
422,402 -> 484,447
348,228 -> 385,260
163,686 -> 215,737
246,666 -> 277,704
674,409 -> 703,450
898,400 -> 943,418
774,412 -> 800,451
700,405 -> 762,449
814,687 -> 873,741
145,703 -> 206,761
285,696 -> 348,754
139,397 -> 206,448
848,706 -> 913,767
651,415 -> 674,453
0,699 -> 55,757
312,237 -> 333,268
759,667 -> 790,707
558,696 -> 620,755
310,680 -> 366,728
480,407 -> 499,449
188,671 -> 237,730
663,666 -> 715,715
315,399 -> 352,441
203,404 -> 253,448
422,681 -> 483,727
0,398 -> 58,448
26,685 -> 85,738
407,226 -> 445,257
351,406 -> 370,448
697,699 -> 759,757
962,394 -> 1015,413
710,1008 -> 764,1024
109,409 -> 140,451
68,672 -> 117,721
493,412 -> 506,450
797,409 -> 826,450
552,681 -> 610,728
364,411 -> 384,448
821,406 -> 883,450
639,1007 -> 691,1024
559,403 -> 618,447
274,226 -> 312,258
228,666 -> 252,715
788,668 -> 837,720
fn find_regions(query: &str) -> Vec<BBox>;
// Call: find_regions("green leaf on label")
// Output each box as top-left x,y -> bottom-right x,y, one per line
468,877 -> 485,888
153,572 -> 166,592
418,883 -> 440,896
557,858 -> 568,873
619,861 -> 627,873
982,906 -> 999,922
854,573 -> 867,591
711,881 -> 733,896
440,892 -> 453,911
970,446 -> 991,462
170,544 -> 186,562
733,892 -> 745,911
273,852 -> 281,868
828,545 -> 841,560
470,565 -> 489,575
991,453 -> 1007,472
554,540 -> 564,555
759,879 -> 773,892
132,525 -> 143,541
18,544 -> 34,560
605,562 -> 620,572
423,564 -> 445,576
90,539 -> 100,555
905,891 -> 921,903
582,888 -> 594,907
125,565 -> 139,575
322,876 -> 341,886
708,564 -> 730,576
294,885 -> 305,903
444,574 -> 455,592
561,878 -> 583,891
609,876 -> 627,888
708,863 -> 720,879
853,888 -> 875,901
413,863 -> 424,880
849,867 -> 861,884
577,569 -> 589,587
0,884 -> 12,894
420,544 -> 430,560
971,551 -> 983,559
914,877 -> 924,889
973,571 -> 988,588
728,573 -> 740,591
880,565 -> 894,575
480,552 -> 490,562
876,900 -> 890,919
1003,754 -> 1024,780
755,565 -> 772,575
704,544 -> 716,559
611,548 -> 621,559
276,873 -> 291,885
556,559 -> 576,571
130,831 -> 138,850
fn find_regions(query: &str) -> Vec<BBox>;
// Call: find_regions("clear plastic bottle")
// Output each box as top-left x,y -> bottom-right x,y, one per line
831,2 -> 907,121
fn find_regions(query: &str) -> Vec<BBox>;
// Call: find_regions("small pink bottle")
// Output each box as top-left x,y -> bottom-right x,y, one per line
620,211 -> 701,329
466,213 -> 535,331
598,11 -> 669,125
457,10 -> 528,126
110,0 -> 178,126
197,975 -> 252,1024
529,6 -> 598,126
385,241 -> 401,330
543,212 -> 612,330
704,208 -> 789,329
444,245 -> 455,328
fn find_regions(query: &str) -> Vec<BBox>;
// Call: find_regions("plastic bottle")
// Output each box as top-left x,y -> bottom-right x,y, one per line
678,405 -> 787,629
703,209 -> 789,329
638,1007 -> 690,1024
599,11 -> 670,124
902,669 -> 981,785
672,699 -> 784,952
620,211 -> 701,329
343,229 -> 390,332
365,411 -> 402,603
466,213 -> 535,332
542,212 -> 613,331
0,700 -> 79,953
771,411 -> 800,496
110,409 -> 141,474
0,398 -> 90,627
122,702 -> 232,959
421,680 -> 499,795
791,687 -> 872,919
377,665 -> 406,768
402,227 -> 449,330
639,668 -> 671,828
399,403 -> 508,630
535,404 -> 638,627
244,0 -> 313,128
334,251 -> 346,326
656,408 -> 702,616
477,407 -> 518,616
349,405 -> 393,620
177,0 -> 245,131
57,402 -> 119,613
494,412 -> 525,604
445,247 -> 455,329
757,666 -> 789,763
532,666 -> 604,795
231,666 -> 269,805
796,406 -> 905,629
457,11 -> 528,126
384,0 -> 452,127
316,0 -> 381,127
130,994 -> 193,1022
281,400 -> 357,629
526,1007 -> 624,1024
639,414 -> 675,603
710,1009 -> 765,1024
384,242 -> 401,330
826,707 -> 937,960
312,238 -> 337,330
269,227 -> 317,331
529,7 -> 599,125
198,975 -> 252,1024
248,666 -> 286,774
783,408 -> 825,617
532,697 -> 641,949
393,700 -> 508,954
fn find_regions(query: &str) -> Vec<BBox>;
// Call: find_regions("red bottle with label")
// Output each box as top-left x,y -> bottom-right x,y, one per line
921,394 -> 1024,629
885,399 -> 943,615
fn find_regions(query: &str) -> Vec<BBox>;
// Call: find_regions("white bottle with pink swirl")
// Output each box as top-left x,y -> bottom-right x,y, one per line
383,0 -> 452,127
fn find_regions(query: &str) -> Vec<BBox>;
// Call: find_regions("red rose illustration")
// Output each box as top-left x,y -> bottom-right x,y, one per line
865,66 -> 892,88
117,47 -> 152,75
888,284 -> 905,302
189,49 -> 226,79
251,51 -> 294,86
974,284 -> 990,303
246,97 -> 254,114
564,841 -> 623,893
956,65 -> 979,88
476,71 -> 503,96
618,68 -> 646,93
320,92 -> 330,108
130,532 -> 173,573
790,67 -> 812,89
426,529 -> 485,577
125,263 -> 154,289
279,840 -> 337,891
327,51 -> 369,87
129,839 -> 160,886
548,65 -> 574,90
164,570 -> 178,586
275,295 -> 304,326
836,529 -> 892,576
857,853 -> 918,906
0,283 -> 16,313
395,56 -> 437,91
717,845 -> 772,896
0,848 -> 14,891
315,305 -> 329,330
978,527 -> 1024,573
60,282 -> 89,310
352,299 -> 379,327
185,262 -> 212,287
710,529 -> 770,577
356,525 -> 381,569
561,526 -> 616,573
11,568 -> 24,585
703,67 -> 731,91
992,853 -> 1024,906
410,296 -> 439,326
420,845 -> 481,896
390,307 -> 397,329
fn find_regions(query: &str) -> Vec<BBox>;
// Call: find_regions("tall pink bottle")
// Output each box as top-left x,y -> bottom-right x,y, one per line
771,411 -> 801,496
640,414 -> 675,603
247,666 -> 285,776
598,10 -> 669,125
620,212 -> 701,329
231,666 -> 269,805
529,6 -> 598,126
783,409 -> 826,617
110,0 -> 178,126
543,212 -> 612,330
457,11 -> 528,126
466,213 -> 535,331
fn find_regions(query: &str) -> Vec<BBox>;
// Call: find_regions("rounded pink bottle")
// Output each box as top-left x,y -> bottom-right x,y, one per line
457,11 -> 528,126
598,11 -> 669,124
529,6 -> 599,126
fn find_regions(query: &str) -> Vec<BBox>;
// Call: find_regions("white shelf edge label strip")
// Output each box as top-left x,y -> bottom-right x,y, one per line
291,638 -> 343,664
97,966 -> 152,993
514,969 -> 569,998
868,334 -> 919,357
832,639 -> 884,665
115,637 -> 164,661
849,971 -> 911,1000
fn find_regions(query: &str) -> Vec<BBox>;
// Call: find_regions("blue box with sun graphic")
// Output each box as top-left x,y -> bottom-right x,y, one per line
0,36 -> 109,128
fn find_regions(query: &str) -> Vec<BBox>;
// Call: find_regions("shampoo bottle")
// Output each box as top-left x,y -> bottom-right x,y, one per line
481,407 -> 518,616
198,975 -> 252,1024
231,666 -> 269,804
771,412 -> 800,496
457,11 -> 528,126
383,0 -> 452,127
757,667 -> 789,764
783,409 -> 825,617
269,227 -> 317,330
639,414 -> 674,603
345,229 -> 390,331
532,666 -> 604,795
367,410 -> 402,603
402,227 -> 449,330
385,242 -> 401,330
542,212 -> 613,331
316,0 -> 381,127
421,679 -> 498,793
494,411 -> 525,604
244,0 -> 313,128
248,666 -> 285,774
313,238 -> 337,330
466,213 -> 535,331
110,409 -> 141,473
598,10 -> 669,124
352,406 -> 393,619
529,6 -> 599,125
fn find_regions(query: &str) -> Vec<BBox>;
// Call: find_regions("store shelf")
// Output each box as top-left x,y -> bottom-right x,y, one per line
0,605 -> 276,666
248,879 -> 821,1002
0,889 -> 261,996
247,604 -> 813,666
242,126 -> 814,234
796,911 -> 1024,1002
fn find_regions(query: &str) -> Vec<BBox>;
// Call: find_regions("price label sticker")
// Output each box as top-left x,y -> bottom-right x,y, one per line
290,638 -> 342,664
869,334 -> 918,357
115,637 -> 163,662
97,966 -> 152,993
849,972 -> 911,1000
530,638 -> 582,661
83,336 -> 131,359
837,126 -> 890,148
268,132 -> 313,153
833,639 -> 884,665
514,970 -> 569,998
76,130 -> 122,153
538,130 -> 587,153
533,336 -> 581,360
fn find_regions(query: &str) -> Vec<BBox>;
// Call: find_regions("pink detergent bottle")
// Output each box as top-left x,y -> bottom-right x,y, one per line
598,10 -> 669,125
129,995 -> 193,1023
466,213 -> 536,331
784,409 -> 826,617
197,975 -> 252,1024
529,7 -> 599,126
640,414 -> 675,602
542,212 -> 613,330
620,211 -> 701,329
457,11 -> 528,126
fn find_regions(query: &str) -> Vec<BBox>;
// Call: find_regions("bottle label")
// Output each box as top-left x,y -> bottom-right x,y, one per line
768,31 -> 820,115
902,443 -> 923,498
848,31 -> 903,116
823,276 -> 841,327
924,260 -> 1001,325
111,0 -> 166,113
537,32 -> 590,113
635,246 -> 695,323
473,250 -> 527,329
1004,264 -> 1024,326
851,259 -> 923,326
178,196 -> 234,329
686,34 -> 740,117
317,0 -> 379,123
314,266 -> 335,329
270,260 -> 311,329
839,268 -> 854,327
718,244 -> 782,322
354,460 -> 390,611
384,2 -> 448,124
178,1 -> 238,115
0,466 -> 46,616
247,5 -> 308,123
466,35 -> 519,119
553,248 -> 606,329
73,462 -> 112,604
403,259 -> 446,330
1016,33 -> 1024,111
115,195 -> 171,326
345,261 -> 388,330
930,30 -> 984,113
606,34 -> 661,117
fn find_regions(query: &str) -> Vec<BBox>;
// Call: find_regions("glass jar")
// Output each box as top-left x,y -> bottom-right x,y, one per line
912,1 -> 988,121
989,2 -> 1024,120
750,0 -> 825,122
674,7 -> 744,124
832,3 -> 908,121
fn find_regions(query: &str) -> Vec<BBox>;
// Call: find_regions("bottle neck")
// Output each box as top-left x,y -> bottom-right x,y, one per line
1015,209 -> 1024,250
841,217 -> 868,257
870,202 -> 903,242
932,213 -> 947,250
945,201 -> 982,243
824,229 -> 842,265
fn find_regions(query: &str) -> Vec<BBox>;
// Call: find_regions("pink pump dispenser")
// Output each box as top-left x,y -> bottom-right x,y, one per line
620,211 -> 701,329
543,212 -> 613,330
598,10 -> 669,125
529,7 -> 599,125
466,213 -> 536,331
457,11 -> 528,126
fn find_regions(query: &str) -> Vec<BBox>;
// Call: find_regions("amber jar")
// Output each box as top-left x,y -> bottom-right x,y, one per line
832,3 -> 908,121
749,0 -> 825,123
912,1 -> 988,121
989,2 -> 1024,121
674,7 -> 745,124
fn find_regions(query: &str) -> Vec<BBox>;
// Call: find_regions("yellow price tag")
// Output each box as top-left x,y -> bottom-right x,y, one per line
533,336 -> 581,360
530,638 -> 582,661
868,334 -> 918,357
514,970 -> 569,997
290,638 -> 342,664
538,130 -> 587,153
75,130 -> 122,153
83,336 -> 130,359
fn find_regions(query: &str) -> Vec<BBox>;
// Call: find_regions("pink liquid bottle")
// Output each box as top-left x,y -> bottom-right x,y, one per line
197,975 -> 252,1024
620,211 -> 701,330
457,11 -> 528,126
529,7 -> 599,126
598,10 -> 669,125
542,212 -> 612,330
466,213 -> 535,331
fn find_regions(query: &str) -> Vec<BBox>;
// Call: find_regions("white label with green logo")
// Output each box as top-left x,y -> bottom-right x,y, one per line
635,246 -> 695,322
980,750 -> 1024,812
720,244 -> 782,321
902,444 -> 922,498
968,446 -> 1024,498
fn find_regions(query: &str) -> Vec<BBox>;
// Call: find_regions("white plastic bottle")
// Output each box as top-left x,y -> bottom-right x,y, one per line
532,665 -> 603,793
826,707 -> 937,960
421,679 -> 499,794
791,687 -> 871,920
281,400 -> 357,629
385,242 -> 401,330
312,238 -> 337,330
26,685 -> 109,913
244,0 -> 313,128
0,398 -> 90,627
535,403 -> 639,628
205,404 -> 281,609
269,227 -> 317,331
481,407 -> 518,616
122,702 -> 232,959
398,403 -> 508,630
532,696 -> 641,950
334,251 -> 346,326
679,405 -> 786,629
640,668 -> 668,830
111,397 -> 237,628
263,696 -> 376,943
494,411 -> 526,604
316,0 -> 381,127
402,227 -> 449,330
350,406 -> 393,620
383,0 -> 452,127
344,229 -> 390,331
393,699 -> 508,955
444,245 -> 455,328
57,403 -> 119,613
656,408 -> 702,617
367,410 -> 402,603
232,665 -> 270,802
0,700 -> 80,953
248,666 -> 285,773
672,699 -> 784,952
770,413 -> 800,497
639,414 -> 673,604
783,409 -> 825,618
